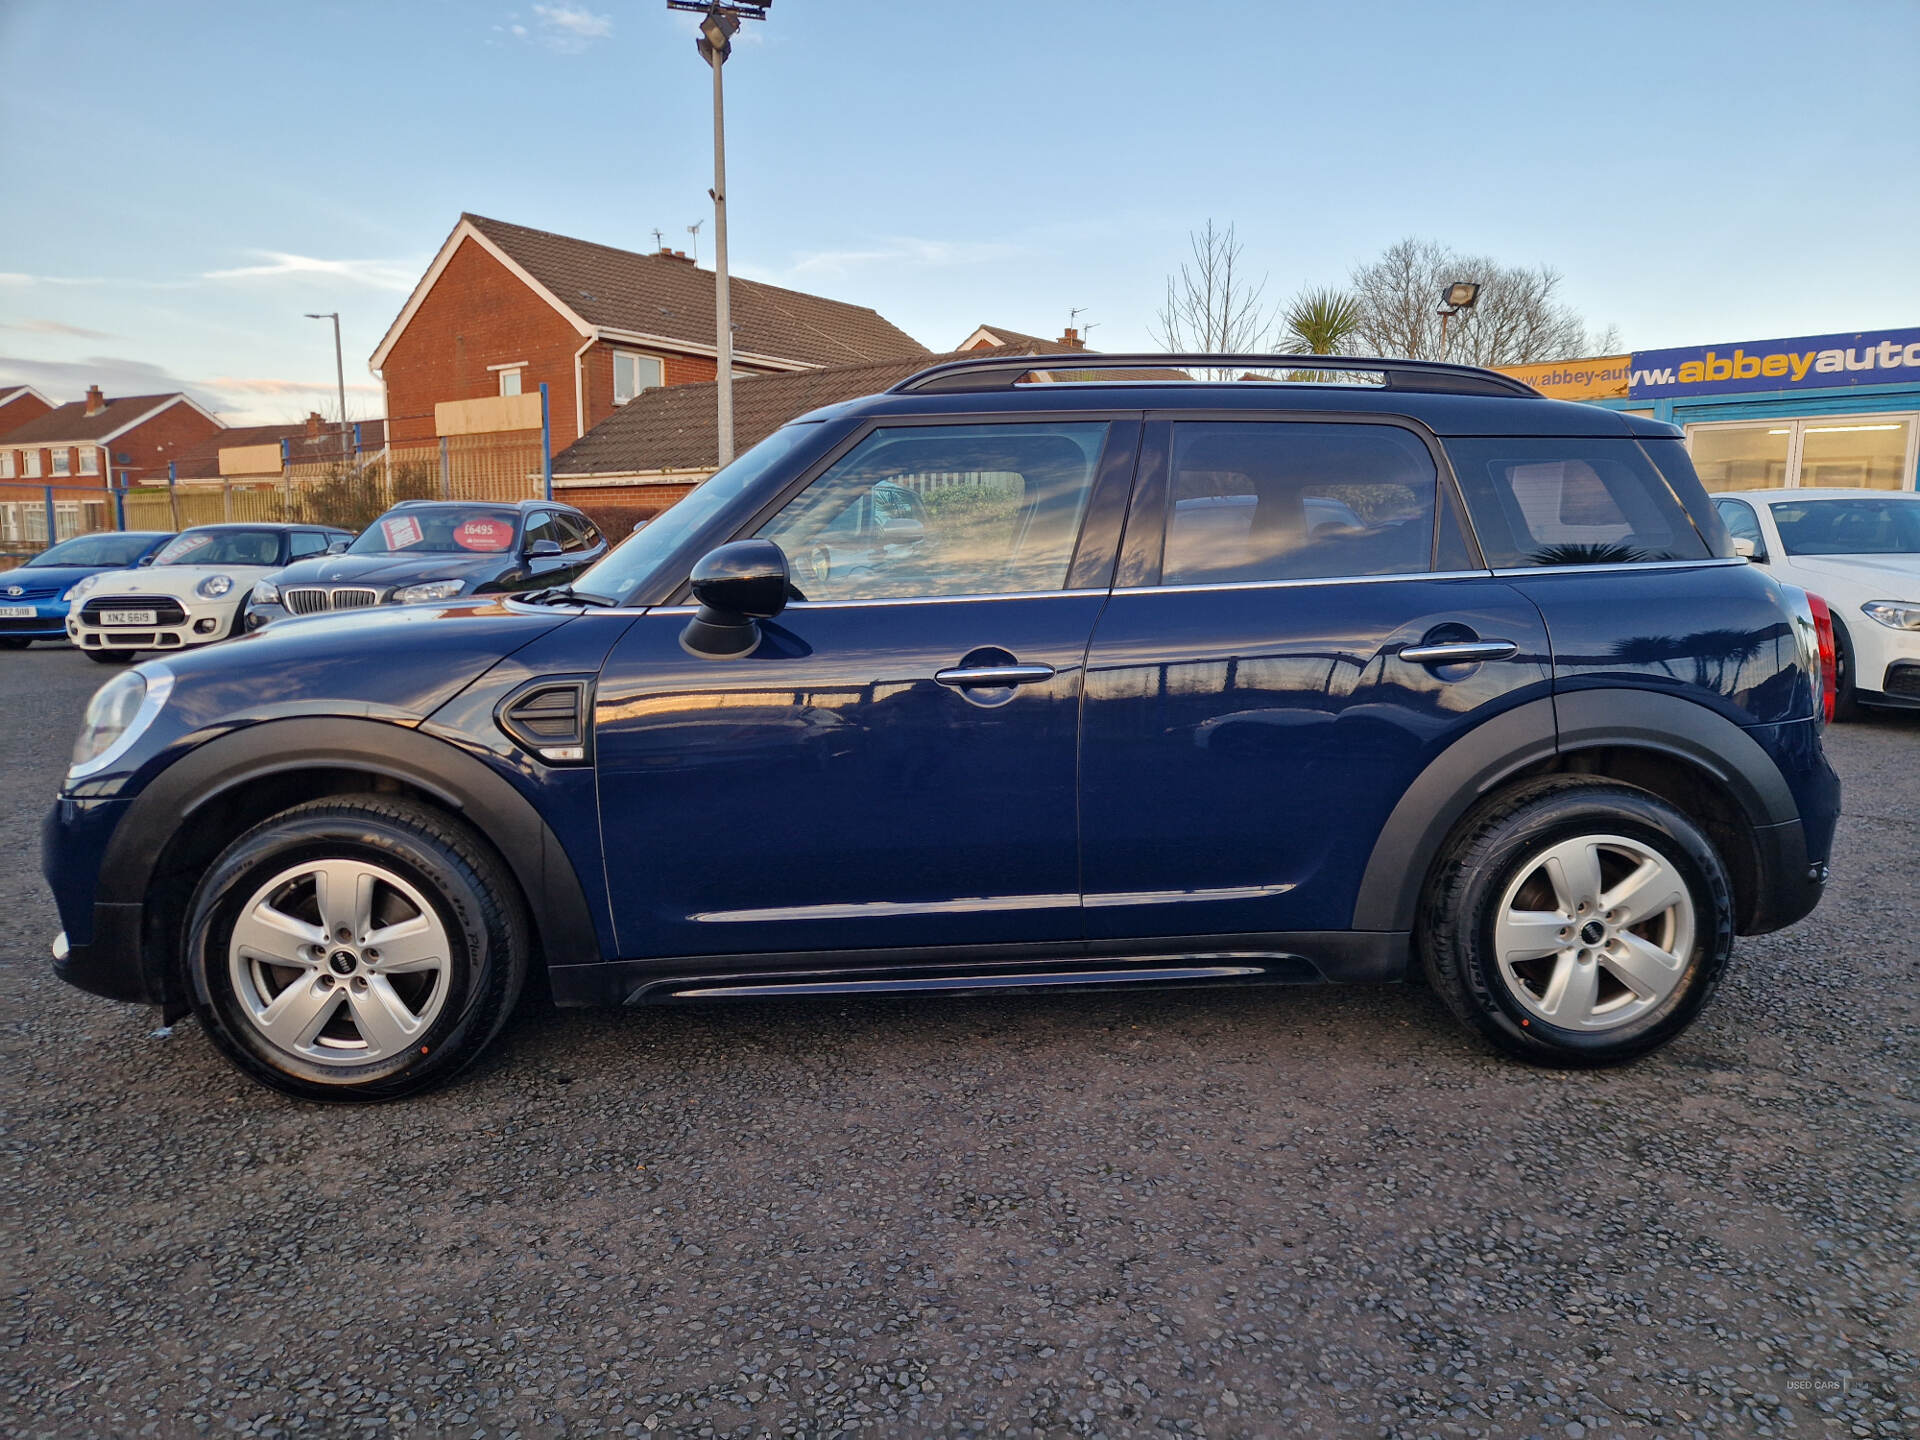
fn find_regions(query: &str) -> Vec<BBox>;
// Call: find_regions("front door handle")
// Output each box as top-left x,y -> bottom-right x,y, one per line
1399,639 -> 1519,665
934,663 -> 1057,688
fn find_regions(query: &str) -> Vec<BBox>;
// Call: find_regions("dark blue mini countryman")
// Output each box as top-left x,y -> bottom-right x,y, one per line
44,355 -> 1842,1100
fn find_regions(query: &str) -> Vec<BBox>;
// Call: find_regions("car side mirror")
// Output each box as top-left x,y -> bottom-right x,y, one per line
631,519 -> 650,534
879,516 -> 926,545
327,538 -> 350,554
1731,536 -> 1765,562
682,539 -> 789,659
137,555 -> 156,567
527,538 -> 564,557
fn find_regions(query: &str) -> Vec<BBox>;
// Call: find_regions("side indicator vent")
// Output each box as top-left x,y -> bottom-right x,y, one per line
496,679 -> 592,763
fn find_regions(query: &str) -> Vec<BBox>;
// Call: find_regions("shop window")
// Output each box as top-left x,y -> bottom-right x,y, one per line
1798,419 -> 1912,491
1688,424 -> 1790,492
613,352 -> 663,405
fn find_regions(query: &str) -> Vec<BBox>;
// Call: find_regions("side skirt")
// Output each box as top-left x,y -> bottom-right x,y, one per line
542,931 -> 1412,1008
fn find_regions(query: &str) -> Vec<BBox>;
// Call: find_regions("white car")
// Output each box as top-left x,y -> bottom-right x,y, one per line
1712,488 -> 1920,717
64,522 -> 352,665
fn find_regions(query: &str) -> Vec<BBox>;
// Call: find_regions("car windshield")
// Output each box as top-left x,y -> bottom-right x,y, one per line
1768,498 -> 1920,556
154,529 -> 285,566
349,507 -> 522,555
28,534 -> 163,567
572,424 -> 823,602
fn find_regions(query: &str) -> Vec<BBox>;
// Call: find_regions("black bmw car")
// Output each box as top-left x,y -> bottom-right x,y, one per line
243,499 -> 608,627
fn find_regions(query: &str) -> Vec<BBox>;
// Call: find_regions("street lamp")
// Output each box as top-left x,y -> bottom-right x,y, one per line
303,312 -> 350,463
1435,281 -> 1481,361
667,1 -> 771,466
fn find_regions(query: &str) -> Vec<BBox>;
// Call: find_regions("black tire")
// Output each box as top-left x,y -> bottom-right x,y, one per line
184,797 -> 530,1101
1830,619 -> 1861,722
86,648 -> 138,664
1419,777 -> 1734,1067
0,636 -> 30,650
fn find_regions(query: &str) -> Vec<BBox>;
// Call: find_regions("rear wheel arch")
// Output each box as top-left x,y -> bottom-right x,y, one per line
103,717 -> 600,1008
1354,690 -> 1796,937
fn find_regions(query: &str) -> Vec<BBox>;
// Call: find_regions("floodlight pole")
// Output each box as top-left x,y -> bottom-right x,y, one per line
305,311 -> 351,463
710,46 -> 734,466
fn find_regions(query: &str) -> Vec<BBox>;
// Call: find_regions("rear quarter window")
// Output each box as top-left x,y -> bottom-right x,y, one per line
1445,437 -> 1728,567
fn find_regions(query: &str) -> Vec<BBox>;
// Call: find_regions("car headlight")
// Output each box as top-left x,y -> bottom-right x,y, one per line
1862,600 -> 1920,631
69,665 -> 174,780
67,574 -> 101,602
196,574 -> 234,599
394,580 -> 466,604
251,579 -> 280,605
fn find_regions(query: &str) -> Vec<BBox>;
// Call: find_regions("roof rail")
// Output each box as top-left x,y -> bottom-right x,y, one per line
888,352 -> 1542,398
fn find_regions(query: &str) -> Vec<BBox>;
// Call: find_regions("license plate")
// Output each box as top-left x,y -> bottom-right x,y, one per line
0,606 -> 34,619
100,609 -> 158,627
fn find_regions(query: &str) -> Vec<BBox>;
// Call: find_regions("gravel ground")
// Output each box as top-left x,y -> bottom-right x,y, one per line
3,644 -> 1915,1440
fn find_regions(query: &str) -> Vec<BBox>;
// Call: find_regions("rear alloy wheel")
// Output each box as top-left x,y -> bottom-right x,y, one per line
186,798 -> 528,1100
1422,779 -> 1733,1065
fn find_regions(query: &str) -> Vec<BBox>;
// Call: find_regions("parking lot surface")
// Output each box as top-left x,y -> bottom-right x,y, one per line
4,644 -> 1915,1439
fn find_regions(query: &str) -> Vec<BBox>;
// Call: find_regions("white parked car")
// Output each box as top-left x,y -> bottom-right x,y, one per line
64,522 -> 353,665
1712,488 -> 1920,717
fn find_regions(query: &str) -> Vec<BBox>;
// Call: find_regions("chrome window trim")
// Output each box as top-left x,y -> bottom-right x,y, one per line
1489,557 -> 1746,578
1113,569 -> 1493,597
646,588 -> 1091,614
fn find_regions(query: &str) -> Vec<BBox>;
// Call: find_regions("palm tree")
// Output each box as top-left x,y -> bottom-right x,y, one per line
1282,287 -> 1364,355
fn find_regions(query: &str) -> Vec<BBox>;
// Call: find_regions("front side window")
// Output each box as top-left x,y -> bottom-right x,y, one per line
1447,437 -> 1717,567
1160,422 -> 1442,585
1768,497 -> 1920,556
758,422 -> 1109,601
155,528 -> 287,566
522,512 -> 558,550
613,352 -> 663,405
288,531 -> 330,559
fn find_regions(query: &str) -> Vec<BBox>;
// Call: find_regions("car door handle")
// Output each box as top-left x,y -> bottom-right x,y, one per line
934,663 -> 1057,687
1399,639 -> 1519,665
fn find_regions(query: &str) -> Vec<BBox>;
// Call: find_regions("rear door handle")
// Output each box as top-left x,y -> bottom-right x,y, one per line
1399,640 -> 1519,665
934,663 -> 1057,687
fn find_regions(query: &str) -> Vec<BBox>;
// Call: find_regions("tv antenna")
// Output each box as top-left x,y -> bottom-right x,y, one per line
651,227 -> 665,251
687,220 -> 703,264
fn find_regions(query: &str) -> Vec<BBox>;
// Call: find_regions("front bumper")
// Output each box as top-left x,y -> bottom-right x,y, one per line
42,796 -> 156,1004
0,599 -> 75,641
66,596 -> 239,652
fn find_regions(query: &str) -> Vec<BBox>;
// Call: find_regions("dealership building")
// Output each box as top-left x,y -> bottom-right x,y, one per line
1499,325 -> 1920,492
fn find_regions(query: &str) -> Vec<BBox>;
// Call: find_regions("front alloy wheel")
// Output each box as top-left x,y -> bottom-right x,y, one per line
186,798 -> 528,1100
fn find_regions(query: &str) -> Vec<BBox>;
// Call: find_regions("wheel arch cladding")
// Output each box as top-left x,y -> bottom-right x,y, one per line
1352,690 -> 1798,935
103,716 -> 600,1005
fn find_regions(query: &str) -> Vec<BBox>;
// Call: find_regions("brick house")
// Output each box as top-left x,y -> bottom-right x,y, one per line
370,214 -> 930,449
0,386 -> 223,488
0,385 -> 56,437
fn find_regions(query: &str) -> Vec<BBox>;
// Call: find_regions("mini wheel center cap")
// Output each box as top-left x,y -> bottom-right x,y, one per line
328,950 -> 358,976
1579,920 -> 1607,946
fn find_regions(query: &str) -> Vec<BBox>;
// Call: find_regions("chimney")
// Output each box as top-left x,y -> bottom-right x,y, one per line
84,384 -> 107,416
1059,327 -> 1083,351
305,411 -> 325,439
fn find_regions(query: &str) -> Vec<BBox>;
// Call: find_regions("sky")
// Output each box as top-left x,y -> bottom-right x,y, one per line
2,0 -> 1916,426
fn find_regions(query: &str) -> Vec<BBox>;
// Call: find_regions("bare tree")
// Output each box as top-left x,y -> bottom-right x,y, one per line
1153,220 -> 1274,354
1348,237 -> 1615,365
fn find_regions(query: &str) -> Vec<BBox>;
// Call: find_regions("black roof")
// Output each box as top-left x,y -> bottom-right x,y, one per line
177,521 -> 354,533
389,498 -> 587,514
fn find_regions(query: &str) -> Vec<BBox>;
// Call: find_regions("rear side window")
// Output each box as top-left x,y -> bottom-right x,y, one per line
1446,437 -> 1720,567
1160,422 -> 1441,584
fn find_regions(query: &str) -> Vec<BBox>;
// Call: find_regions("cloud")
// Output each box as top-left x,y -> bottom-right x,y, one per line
0,318 -> 115,340
0,355 -> 380,427
783,237 -> 1024,278
202,252 -> 417,291
530,4 -> 613,51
